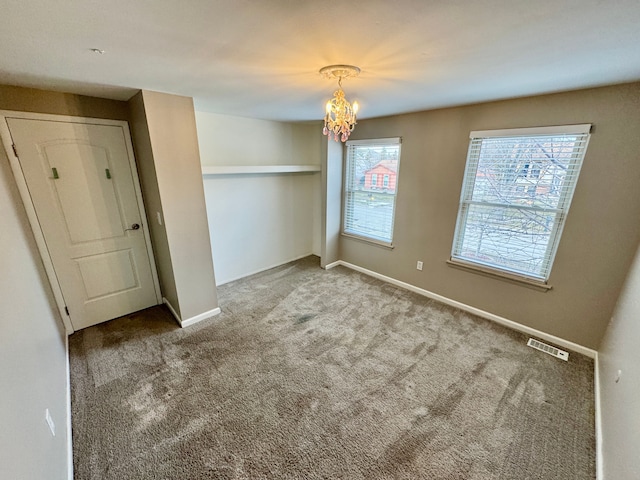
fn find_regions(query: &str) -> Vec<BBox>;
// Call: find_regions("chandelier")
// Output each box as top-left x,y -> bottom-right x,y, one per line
320,65 -> 360,142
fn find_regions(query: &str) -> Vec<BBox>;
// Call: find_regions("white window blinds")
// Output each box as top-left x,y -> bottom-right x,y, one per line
343,138 -> 402,245
451,125 -> 591,281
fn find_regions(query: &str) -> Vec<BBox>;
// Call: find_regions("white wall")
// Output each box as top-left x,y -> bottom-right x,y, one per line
598,243 -> 640,479
196,111 -> 322,284
0,142 -> 70,479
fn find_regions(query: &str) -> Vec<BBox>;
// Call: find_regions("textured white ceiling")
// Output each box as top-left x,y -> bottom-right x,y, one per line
1,0 -> 639,121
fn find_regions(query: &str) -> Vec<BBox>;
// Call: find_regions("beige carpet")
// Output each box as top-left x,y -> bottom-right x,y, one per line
70,256 -> 595,479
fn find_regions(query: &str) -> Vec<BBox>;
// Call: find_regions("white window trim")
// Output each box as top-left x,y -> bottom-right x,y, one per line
446,259 -> 553,291
342,137 -> 402,247
341,232 -> 396,250
451,124 -> 591,284
346,137 -> 401,146
470,124 -> 591,138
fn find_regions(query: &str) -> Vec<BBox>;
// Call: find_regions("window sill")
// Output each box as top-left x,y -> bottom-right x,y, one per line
446,259 -> 552,292
341,232 -> 394,250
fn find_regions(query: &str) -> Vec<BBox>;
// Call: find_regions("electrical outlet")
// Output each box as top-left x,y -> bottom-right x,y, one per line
416,261 -> 423,271
156,211 -> 163,226
45,409 -> 55,436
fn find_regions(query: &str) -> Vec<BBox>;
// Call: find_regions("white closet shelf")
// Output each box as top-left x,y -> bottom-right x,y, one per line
202,165 -> 321,175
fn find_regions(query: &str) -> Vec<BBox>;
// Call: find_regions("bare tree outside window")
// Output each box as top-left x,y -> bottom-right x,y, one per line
452,127 -> 590,281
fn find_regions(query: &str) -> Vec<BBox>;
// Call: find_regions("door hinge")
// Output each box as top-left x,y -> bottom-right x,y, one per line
12,144 -> 18,158
65,306 -> 69,316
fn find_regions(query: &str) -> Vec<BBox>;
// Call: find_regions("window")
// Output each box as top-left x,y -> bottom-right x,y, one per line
451,125 -> 590,282
344,137 -> 402,246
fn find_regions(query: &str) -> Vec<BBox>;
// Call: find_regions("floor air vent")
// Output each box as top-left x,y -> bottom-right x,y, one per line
527,338 -> 569,361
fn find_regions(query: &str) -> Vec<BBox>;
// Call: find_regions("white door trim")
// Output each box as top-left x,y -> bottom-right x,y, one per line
0,110 -> 162,334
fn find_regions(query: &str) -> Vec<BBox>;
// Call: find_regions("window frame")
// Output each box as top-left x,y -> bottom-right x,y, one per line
342,137 -> 402,247
450,124 -> 591,284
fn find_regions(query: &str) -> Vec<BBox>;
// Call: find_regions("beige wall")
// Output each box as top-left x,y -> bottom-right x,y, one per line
0,84 -> 129,479
128,92 -> 180,315
0,84 -> 128,120
341,82 -> 640,349
132,91 -> 218,321
598,242 -> 640,479
320,137 -> 343,268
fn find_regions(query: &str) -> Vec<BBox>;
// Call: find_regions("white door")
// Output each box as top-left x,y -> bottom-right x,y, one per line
7,117 -> 160,330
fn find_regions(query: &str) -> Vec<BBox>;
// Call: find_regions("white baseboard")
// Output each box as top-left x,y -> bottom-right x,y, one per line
65,334 -> 73,480
180,307 -> 222,328
162,297 -> 221,328
334,260 -> 597,359
323,260 -> 341,270
594,352 -> 603,480
216,253 -> 316,286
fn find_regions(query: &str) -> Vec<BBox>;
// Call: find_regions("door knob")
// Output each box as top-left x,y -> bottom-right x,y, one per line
125,223 -> 140,231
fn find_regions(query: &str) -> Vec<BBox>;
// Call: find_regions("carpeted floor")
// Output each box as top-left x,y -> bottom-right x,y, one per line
70,256 -> 595,479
